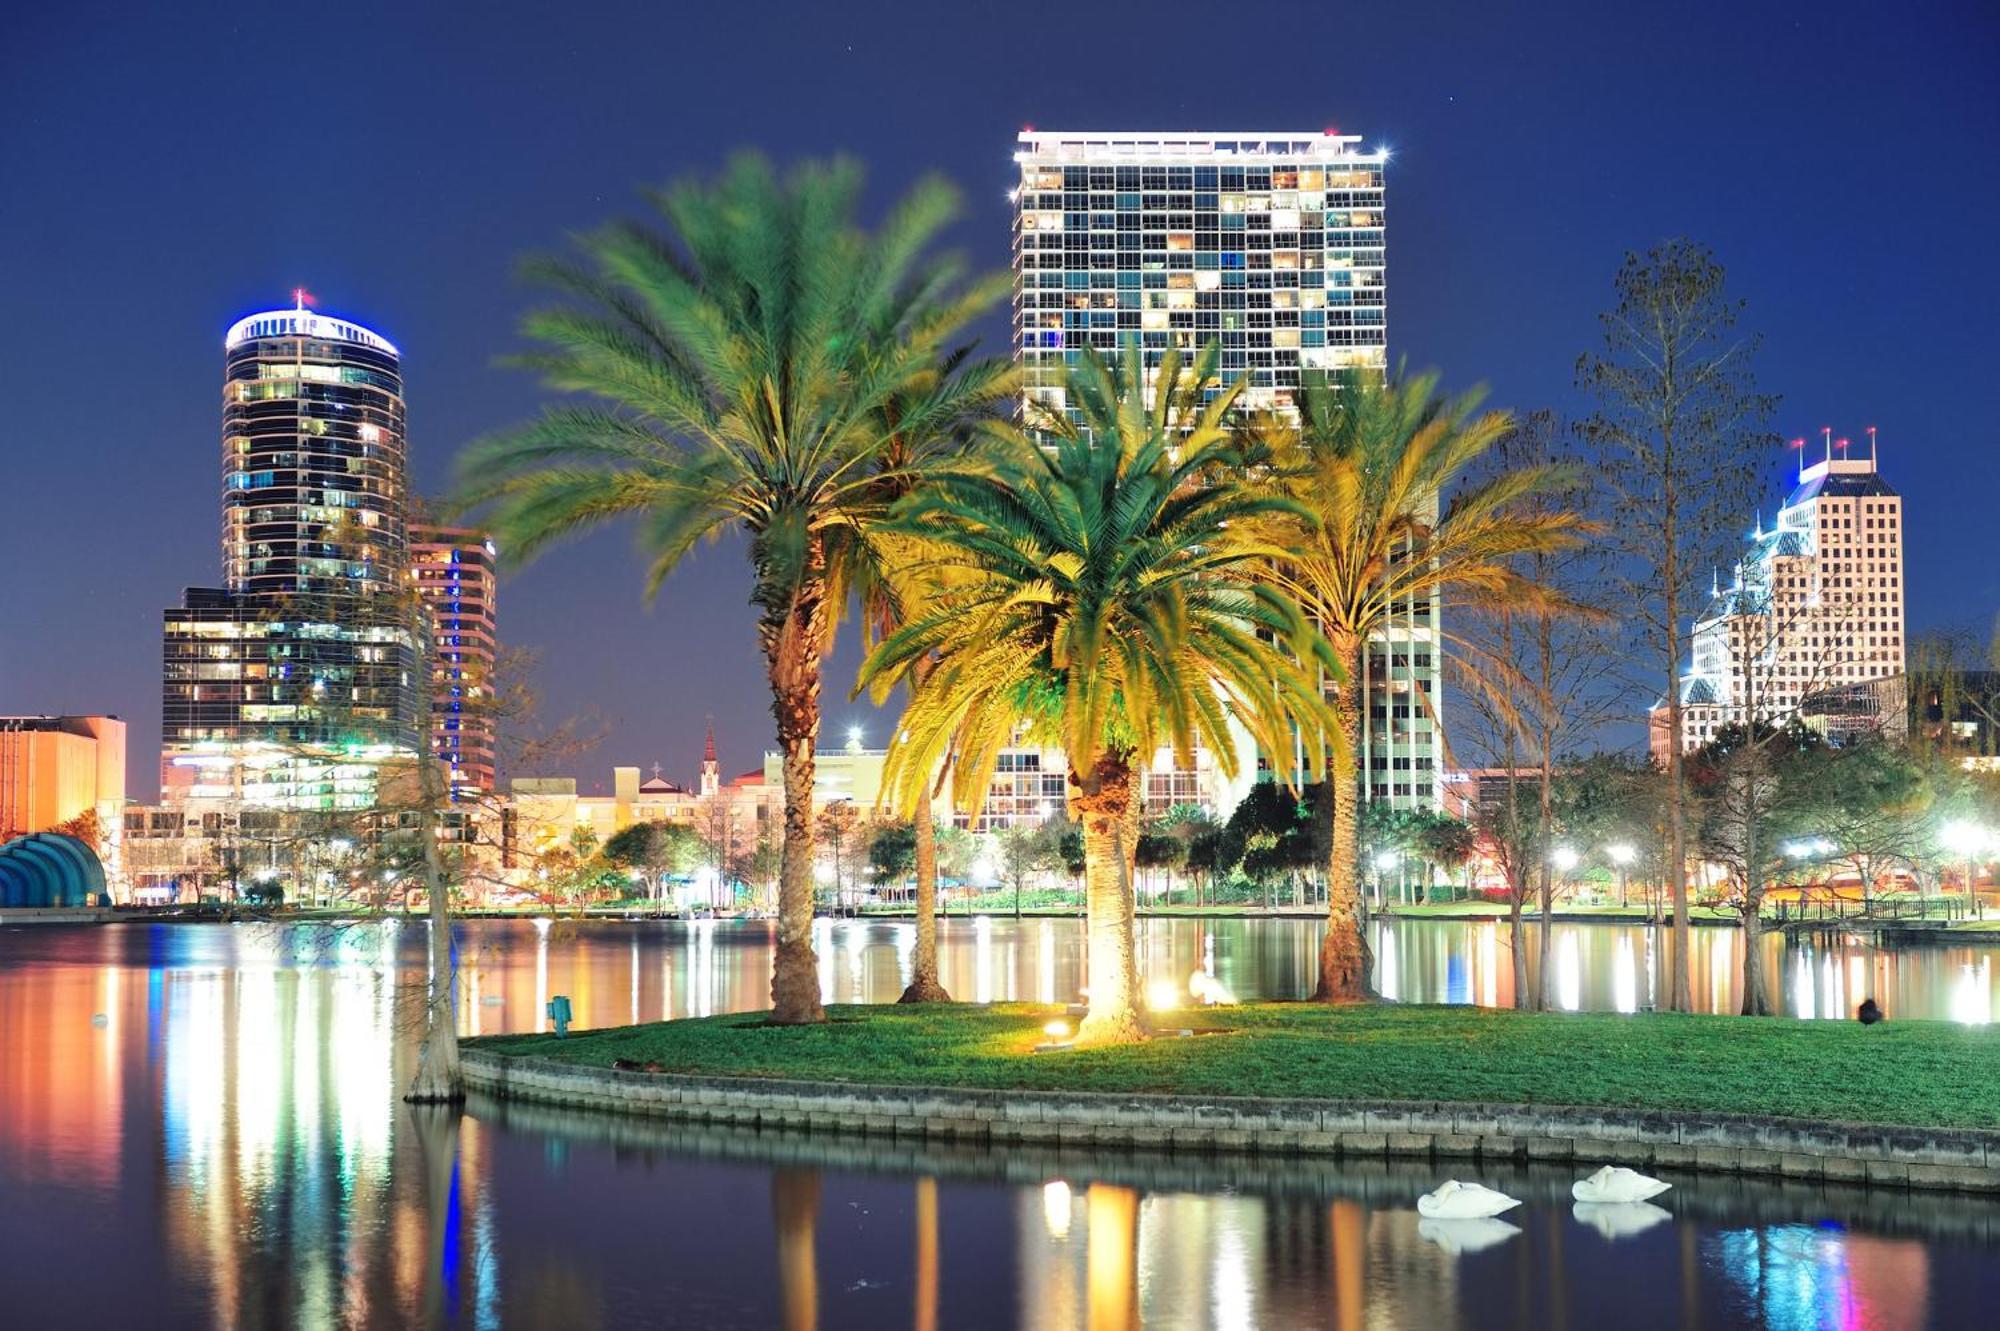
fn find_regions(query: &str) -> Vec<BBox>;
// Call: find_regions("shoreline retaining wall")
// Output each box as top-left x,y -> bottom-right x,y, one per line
460,1048 -> 2000,1194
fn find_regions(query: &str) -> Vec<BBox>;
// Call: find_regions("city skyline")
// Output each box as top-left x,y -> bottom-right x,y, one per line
3,1 -> 1995,798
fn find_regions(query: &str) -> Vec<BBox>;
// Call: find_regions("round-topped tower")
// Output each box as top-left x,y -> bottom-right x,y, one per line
221,300 -> 408,598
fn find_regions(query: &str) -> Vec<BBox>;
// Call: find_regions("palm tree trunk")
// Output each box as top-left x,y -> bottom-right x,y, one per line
765,578 -> 828,1026
1315,636 -> 1369,1002
1072,750 -> 1145,1045
899,810 -> 949,1002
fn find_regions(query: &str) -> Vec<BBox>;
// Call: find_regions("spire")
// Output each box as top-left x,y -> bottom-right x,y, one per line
699,717 -> 720,798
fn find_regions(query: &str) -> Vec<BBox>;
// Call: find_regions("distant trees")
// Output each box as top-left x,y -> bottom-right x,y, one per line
1689,722 -> 1824,1013
865,820 -> 918,890
601,819 -> 706,900
815,802 -> 862,912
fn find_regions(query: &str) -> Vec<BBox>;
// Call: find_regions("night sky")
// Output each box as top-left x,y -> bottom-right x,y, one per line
4,0 -> 1996,800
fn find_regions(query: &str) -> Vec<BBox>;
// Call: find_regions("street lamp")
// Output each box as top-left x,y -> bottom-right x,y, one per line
1606,843 -> 1635,910
1372,850 -> 1399,907
1941,821 -> 1987,914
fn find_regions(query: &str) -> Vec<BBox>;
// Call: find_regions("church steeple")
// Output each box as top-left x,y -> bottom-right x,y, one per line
700,717 -> 720,797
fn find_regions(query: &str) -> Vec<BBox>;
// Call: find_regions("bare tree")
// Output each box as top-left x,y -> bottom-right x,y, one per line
1455,410 -> 1621,1009
1576,239 -> 1778,1012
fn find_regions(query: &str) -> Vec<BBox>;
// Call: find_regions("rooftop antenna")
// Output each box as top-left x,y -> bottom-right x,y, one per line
1822,426 -> 1833,468
1836,436 -> 1851,460
1866,425 -> 1878,464
1790,437 -> 1806,481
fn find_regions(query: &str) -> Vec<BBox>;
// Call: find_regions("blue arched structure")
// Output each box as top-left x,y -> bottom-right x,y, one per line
0,833 -> 107,908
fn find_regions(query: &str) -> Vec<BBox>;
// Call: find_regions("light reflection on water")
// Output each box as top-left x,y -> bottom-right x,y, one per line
1,918 -> 1997,1328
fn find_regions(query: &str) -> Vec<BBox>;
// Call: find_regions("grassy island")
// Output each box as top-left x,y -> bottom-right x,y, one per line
472,1002 -> 2000,1132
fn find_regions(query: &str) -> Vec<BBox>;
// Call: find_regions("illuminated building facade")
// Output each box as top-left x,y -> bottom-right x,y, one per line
1012,130 -> 1387,416
0,715 -> 126,892
159,300 -> 421,810
1655,434 -> 1906,756
410,524 -> 498,793
1011,131 -> 1438,811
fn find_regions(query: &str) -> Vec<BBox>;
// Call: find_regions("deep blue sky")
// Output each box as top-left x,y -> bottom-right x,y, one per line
3,0 -> 1996,799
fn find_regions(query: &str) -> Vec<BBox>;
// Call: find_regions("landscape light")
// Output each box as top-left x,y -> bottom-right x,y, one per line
1373,851 -> 1399,872
1042,1019 -> 1071,1039
1147,978 -> 1181,1011
1551,847 -> 1580,873
1606,843 -> 1636,866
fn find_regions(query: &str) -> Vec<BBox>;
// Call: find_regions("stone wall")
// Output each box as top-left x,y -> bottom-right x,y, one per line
460,1048 -> 2000,1194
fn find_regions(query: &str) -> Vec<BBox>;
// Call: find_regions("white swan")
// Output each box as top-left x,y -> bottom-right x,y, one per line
1570,1165 -> 1671,1204
1416,1180 -> 1522,1219
1572,1201 -> 1673,1240
1418,1217 -> 1522,1255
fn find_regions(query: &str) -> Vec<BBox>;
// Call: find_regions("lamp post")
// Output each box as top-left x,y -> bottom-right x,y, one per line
1373,851 -> 1399,908
1549,846 -> 1579,916
1941,822 -> 1985,917
1606,843 -> 1636,911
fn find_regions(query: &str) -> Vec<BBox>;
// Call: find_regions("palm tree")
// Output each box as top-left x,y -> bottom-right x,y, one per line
1250,371 -> 1589,1002
455,156 -> 1009,1024
839,360 -> 1017,1002
860,340 -> 1340,1044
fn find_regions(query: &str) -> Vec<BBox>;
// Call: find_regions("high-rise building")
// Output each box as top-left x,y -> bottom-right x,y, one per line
159,299 -> 421,809
1655,433 -> 1906,756
410,524 -> 499,794
1010,130 -> 1438,810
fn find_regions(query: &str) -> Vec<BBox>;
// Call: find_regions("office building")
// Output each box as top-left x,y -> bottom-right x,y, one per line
1656,433 -> 1906,756
1011,130 -> 1437,810
159,298 -> 421,810
410,524 -> 499,793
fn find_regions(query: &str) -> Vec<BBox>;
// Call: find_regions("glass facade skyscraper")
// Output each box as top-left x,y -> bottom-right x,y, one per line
220,307 -> 408,596
1011,132 -> 1438,810
159,301 -> 421,810
410,524 -> 498,795
1012,131 -> 1387,416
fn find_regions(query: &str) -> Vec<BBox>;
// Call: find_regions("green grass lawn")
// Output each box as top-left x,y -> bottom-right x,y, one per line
471,1001 -> 2000,1131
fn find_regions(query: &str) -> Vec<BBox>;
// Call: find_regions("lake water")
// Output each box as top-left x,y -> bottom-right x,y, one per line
2,916 -> 1997,1328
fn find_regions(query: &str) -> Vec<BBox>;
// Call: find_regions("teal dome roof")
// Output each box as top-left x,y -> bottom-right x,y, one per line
0,832 -> 107,908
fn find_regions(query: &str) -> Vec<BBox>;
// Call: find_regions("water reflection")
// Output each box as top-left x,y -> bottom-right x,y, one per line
2,920 -> 1999,1327
434,911 -> 1984,1023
